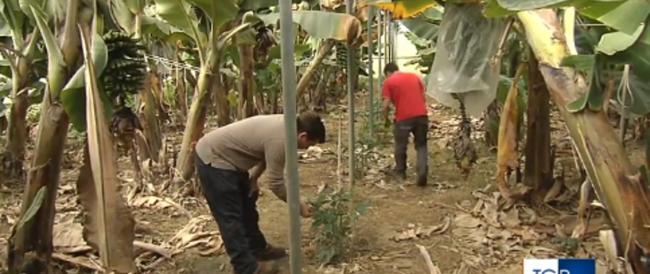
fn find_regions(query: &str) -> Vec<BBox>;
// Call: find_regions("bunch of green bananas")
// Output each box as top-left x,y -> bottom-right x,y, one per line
101,30 -> 147,101
334,42 -> 347,68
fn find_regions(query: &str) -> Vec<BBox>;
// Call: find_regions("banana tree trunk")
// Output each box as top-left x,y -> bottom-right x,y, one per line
3,30 -> 39,179
215,74 -> 231,126
524,56 -> 553,202
176,61 -> 188,118
175,63 -> 214,180
519,10 -> 650,273
133,13 -> 162,162
3,71 -> 29,178
483,101 -> 500,148
138,71 -> 163,162
238,44 -> 255,118
297,40 -> 335,104
8,1 -> 82,272
312,65 -> 332,112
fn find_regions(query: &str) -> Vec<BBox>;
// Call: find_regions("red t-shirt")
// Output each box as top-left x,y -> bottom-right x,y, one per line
382,72 -> 428,122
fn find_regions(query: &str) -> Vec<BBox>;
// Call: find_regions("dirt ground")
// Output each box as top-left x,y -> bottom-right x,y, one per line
0,94 -> 630,274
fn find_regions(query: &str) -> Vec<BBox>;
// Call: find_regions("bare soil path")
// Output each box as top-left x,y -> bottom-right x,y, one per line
0,95 -> 619,274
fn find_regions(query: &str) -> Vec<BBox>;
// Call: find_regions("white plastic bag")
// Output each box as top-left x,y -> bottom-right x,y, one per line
426,4 -> 506,117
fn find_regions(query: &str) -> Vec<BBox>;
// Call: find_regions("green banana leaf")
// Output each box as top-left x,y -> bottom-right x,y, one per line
187,0 -> 238,30
596,24 -> 645,55
152,0 -> 203,45
259,11 -> 361,43
487,0 -> 648,35
401,16 -> 439,41
60,31 -> 110,132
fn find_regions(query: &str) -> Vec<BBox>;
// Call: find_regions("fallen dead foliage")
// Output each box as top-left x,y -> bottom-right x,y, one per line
442,186 -> 610,270
299,145 -> 334,163
53,221 -> 92,254
130,195 -> 192,218
48,217 -> 175,272
391,217 -> 451,242
166,215 -> 223,256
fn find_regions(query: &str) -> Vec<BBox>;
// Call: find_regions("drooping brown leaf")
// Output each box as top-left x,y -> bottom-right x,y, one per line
496,65 -> 526,201
77,26 -> 136,272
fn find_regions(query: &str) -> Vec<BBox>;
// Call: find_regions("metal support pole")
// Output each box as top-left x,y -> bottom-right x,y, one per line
388,12 -> 395,63
367,7 -> 375,140
377,11 -> 383,94
390,20 -> 399,62
278,0 -> 302,273
346,0 -> 356,184
384,12 -> 390,64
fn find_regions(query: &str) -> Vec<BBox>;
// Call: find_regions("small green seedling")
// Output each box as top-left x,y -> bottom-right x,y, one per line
309,186 -> 369,265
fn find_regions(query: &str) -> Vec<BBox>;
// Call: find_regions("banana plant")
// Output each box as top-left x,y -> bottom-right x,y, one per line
259,10 -> 362,109
151,0 -> 260,181
484,1 -> 650,272
75,19 -> 137,272
0,0 -> 42,178
108,0 -> 176,162
155,0 -> 364,180
8,0 -> 84,272
518,10 -> 650,273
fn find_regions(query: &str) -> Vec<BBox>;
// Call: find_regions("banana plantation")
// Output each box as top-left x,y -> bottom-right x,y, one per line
0,0 -> 649,273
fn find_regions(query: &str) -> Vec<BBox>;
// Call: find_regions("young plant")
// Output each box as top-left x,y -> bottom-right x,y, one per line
309,186 -> 368,265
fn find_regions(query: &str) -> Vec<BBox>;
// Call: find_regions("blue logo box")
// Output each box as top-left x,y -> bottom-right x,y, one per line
524,258 -> 595,274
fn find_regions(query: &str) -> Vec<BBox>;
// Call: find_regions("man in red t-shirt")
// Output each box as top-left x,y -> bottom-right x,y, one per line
382,62 -> 428,186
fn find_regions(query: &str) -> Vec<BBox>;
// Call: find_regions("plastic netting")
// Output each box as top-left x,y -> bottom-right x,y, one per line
426,4 -> 507,117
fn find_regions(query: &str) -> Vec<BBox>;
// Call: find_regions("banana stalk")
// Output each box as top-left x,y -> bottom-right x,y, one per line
8,0 -> 82,272
133,8 -> 162,162
524,55 -> 553,202
2,29 -> 40,178
518,10 -> 650,273
175,23 -> 253,180
297,39 -> 335,104
238,42 -> 256,118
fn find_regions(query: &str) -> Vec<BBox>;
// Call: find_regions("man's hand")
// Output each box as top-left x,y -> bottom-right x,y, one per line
300,201 -> 314,218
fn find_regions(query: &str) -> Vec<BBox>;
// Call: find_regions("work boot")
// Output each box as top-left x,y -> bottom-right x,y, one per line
253,244 -> 287,261
254,261 -> 280,274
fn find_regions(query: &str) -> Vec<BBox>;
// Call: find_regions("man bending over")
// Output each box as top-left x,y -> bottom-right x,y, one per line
194,112 -> 326,274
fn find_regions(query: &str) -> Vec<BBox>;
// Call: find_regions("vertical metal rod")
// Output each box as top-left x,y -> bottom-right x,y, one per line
346,0 -> 356,184
377,10 -> 383,95
367,7 -> 375,140
377,11 -> 384,131
278,0 -> 302,272
388,12 -> 394,62
384,12 -> 390,64
390,20 -> 399,62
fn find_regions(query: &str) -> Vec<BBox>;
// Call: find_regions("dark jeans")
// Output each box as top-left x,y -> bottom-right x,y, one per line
195,153 -> 267,274
393,116 -> 428,184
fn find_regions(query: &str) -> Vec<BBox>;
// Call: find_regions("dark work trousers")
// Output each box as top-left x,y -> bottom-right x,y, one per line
393,115 -> 429,184
195,153 -> 267,274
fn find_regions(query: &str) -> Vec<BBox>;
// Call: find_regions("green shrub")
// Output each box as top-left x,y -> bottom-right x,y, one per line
309,186 -> 369,265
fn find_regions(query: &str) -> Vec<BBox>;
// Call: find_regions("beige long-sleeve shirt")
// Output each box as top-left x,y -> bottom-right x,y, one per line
195,115 -> 287,201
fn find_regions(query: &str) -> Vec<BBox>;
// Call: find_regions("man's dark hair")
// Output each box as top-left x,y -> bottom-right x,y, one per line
384,62 -> 399,75
297,111 -> 326,143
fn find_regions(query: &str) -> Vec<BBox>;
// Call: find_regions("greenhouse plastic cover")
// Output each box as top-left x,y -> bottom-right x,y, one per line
426,4 -> 506,117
